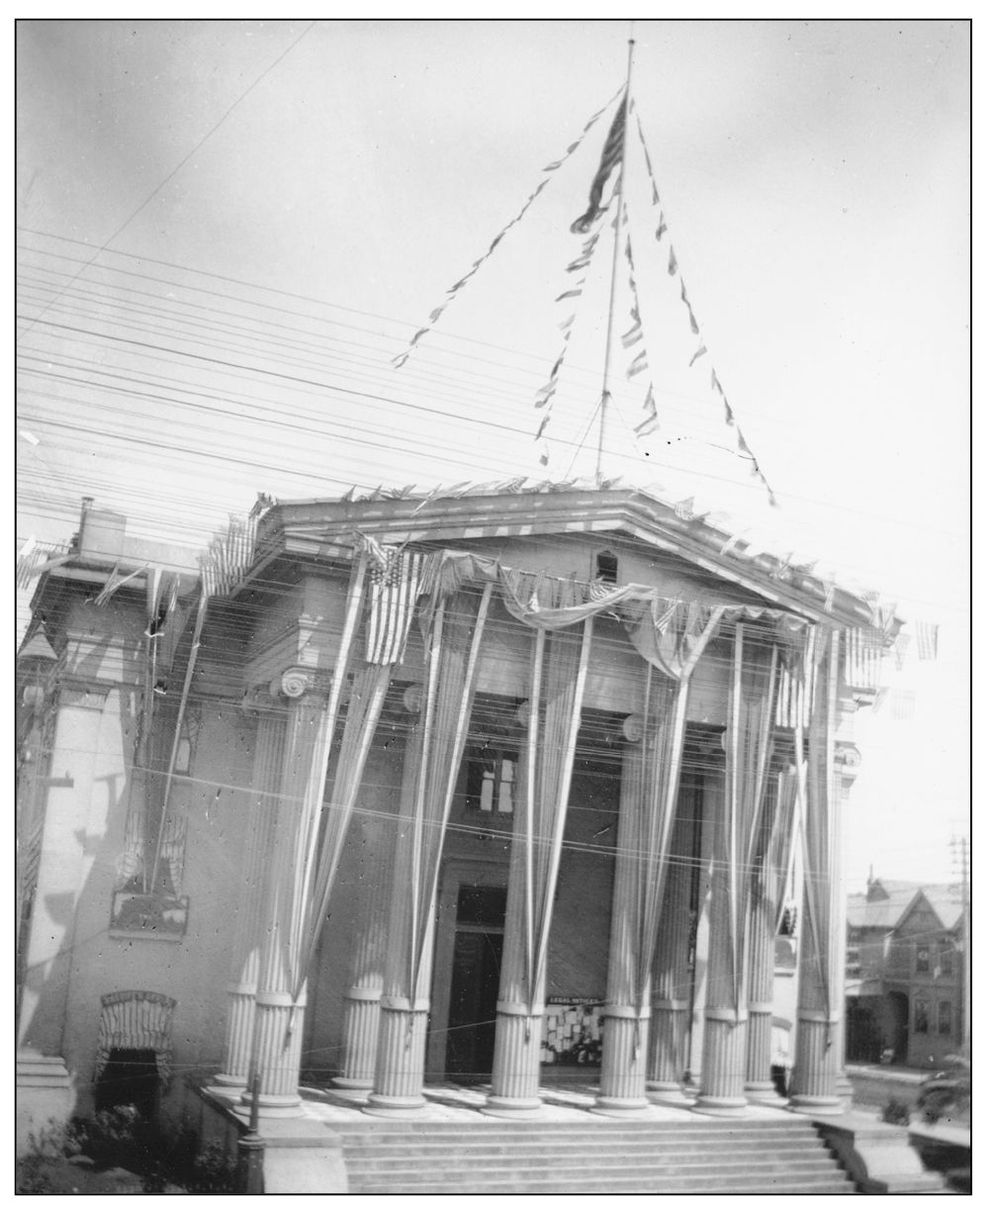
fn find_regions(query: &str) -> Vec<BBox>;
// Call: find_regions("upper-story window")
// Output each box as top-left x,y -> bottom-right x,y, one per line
595,550 -> 618,585
465,752 -> 515,815
915,945 -> 931,975
939,941 -> 954,976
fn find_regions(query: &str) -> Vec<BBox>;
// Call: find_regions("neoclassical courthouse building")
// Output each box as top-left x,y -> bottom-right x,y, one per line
17,485 -> 891,1153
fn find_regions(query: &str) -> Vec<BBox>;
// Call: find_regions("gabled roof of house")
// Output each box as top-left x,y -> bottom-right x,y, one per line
849,880 -> 964,933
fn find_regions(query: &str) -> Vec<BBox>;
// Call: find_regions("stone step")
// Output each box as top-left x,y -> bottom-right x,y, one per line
332,1123 -> 816,1142
345,1162 -> 848,1187
342,1145 -> 833,1168
336,1115 -> 853,1195
332,1116 -> 806,1131
349,1177 -> 857,1195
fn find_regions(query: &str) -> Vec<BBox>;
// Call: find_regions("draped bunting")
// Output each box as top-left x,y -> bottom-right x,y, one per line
393,86 -> 625,371
284,552 -> 374,1003
517,619 -> 594,1018
611,603 -> 724,1039
94,991 -> 176,1086
717,624 -> 781,1019
404,587 -> 494,1006
293,661 -> 392,1000
793,625 -> 838,1027
268,535 -> 862,1035
767,761 -> 800,933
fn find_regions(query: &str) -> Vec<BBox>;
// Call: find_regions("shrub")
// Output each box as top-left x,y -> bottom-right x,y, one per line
881,1098 -> 911,1126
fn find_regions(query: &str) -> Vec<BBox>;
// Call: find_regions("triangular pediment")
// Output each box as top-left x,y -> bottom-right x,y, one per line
256,485 -> 882,629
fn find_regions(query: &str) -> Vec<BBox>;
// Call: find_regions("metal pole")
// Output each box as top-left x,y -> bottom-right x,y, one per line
594,35 -> 636,484
238,1071 -> 265,1195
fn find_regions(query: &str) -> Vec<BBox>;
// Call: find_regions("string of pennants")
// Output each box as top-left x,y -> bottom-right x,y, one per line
630,112 -> 778,506
388,81 -> 780,505
391,85 -> 625,372
621,218 -> 661,438
533,189 -> 615,466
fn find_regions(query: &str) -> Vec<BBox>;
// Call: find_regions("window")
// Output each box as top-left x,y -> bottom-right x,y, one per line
466,753 -> 515,814
595,550 -> 618,584
913,998 -> 930,1034
938,1000 -> 952,1035
940,942 -> 954,976
915,946 -> 930,975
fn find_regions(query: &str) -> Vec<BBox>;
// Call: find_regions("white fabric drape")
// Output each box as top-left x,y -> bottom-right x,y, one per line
293,661 -> 392,997
518,618 -> 593,1017
403,586 -> 494,1004
718,624 -> 781,1018
611,601 -> 724,1031
794,626 -> 839,1023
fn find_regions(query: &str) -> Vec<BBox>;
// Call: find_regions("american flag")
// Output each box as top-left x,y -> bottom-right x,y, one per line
570,96 -> 626,234
364,542 -> 424,665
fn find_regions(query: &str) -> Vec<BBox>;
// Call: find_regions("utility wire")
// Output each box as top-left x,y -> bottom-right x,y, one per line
16,21 -> 318,343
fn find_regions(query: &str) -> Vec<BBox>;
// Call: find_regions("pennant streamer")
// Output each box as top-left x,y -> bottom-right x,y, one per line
635,114 -> 670,244
620,223 -> 661,439
532,199 -> 612,454
392,85 -> 624,369
634,112 -> 779,507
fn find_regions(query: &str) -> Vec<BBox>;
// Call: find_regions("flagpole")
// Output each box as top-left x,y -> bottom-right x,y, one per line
595,35 -> 636,485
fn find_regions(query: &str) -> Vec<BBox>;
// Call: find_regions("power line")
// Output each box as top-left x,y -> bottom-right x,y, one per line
16,21 -> 319,342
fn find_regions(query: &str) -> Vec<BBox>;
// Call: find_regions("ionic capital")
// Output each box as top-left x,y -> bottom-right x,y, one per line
270,666 -> 327,701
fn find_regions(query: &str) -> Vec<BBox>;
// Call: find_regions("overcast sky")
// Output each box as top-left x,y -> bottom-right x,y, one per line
16,18 -> 970,889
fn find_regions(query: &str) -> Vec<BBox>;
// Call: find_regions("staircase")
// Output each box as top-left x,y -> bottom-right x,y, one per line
336,1118 -> 857,1194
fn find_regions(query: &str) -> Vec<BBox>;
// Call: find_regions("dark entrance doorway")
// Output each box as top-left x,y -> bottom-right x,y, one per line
95,1048 -> 159,1119
445,884 -> 506,1079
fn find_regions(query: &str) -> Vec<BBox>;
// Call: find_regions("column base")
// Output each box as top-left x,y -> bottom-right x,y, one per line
211,1072 -> 247,1091
647,1083 -> 695,1108
482,1095 -> 545,1119
331,1075 -> 374,1091
364,1092 -> 428,1118
692,1095 -> 748,1117
789,1094 -> 844,1116
591,1096 -> 651,1118
745,1081 -> 788,1107
245,1093 -> 307,1119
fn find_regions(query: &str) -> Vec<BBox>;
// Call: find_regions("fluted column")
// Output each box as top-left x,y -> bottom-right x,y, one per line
687,774 -> 717,1089
790,636 -> 845,1116
485,794 -> 545,1117
333,755 -> 401,1090
696,792 -> 747,1116
647,783 -> 698,1106
245,669 -> 326,1117
214,697 -> 284,1092
835,702 -> 861,1109
743,777 -> 785,1104
366,739 -> 432,1116
743,867 -> 782,1103
595,746 -> 650,1115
